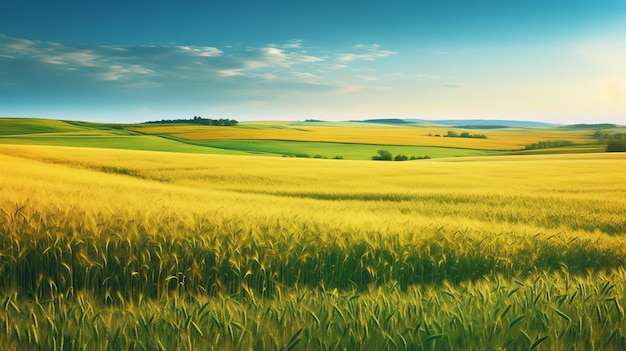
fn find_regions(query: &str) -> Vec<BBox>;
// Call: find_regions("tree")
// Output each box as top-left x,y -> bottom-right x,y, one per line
606,140 -> 626,152
372,150 -> 392,161
394,154 -> 408,161
447,130 -> 459,137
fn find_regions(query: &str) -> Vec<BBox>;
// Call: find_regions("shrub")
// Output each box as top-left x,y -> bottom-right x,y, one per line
372,150 -> 393,161
606,140 -> 626,152
394,154 -> 408,161
524,140 -> 574,150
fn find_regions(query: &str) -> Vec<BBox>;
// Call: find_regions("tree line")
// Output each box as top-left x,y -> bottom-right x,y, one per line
592,131 -> 626,152
143,116 -> 238,126
372,150 -> 431,161
445,131 -> 488,139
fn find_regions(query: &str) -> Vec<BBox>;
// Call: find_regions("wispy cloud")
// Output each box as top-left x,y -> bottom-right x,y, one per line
443,82 -> 465,88
0,34 -> 399,103
337,44 -> 397,62
177,45 -> 222,57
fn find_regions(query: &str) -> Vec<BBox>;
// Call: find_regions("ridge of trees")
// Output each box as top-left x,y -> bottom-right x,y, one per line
372,150 -> 430,161
524,140 -> 574,150
143,116 -> 238,126
445,131 -> 488,139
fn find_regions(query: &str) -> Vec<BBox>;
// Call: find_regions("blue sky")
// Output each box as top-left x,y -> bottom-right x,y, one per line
1,0 -> 625,123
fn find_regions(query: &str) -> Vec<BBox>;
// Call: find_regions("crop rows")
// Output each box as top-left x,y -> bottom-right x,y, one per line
1,272 -> 626,350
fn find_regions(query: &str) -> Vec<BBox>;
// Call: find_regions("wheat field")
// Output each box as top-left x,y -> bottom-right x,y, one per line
132,124 -> 596,151
1,144 -> 625,350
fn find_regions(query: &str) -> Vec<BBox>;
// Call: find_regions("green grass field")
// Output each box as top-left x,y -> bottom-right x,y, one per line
0,118 -> 88,135
2,118 -> 621,159
0,133 -> 248,155
191,139 -> 495,159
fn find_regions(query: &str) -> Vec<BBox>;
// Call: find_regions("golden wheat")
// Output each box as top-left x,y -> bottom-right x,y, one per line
0,144 -> 625,349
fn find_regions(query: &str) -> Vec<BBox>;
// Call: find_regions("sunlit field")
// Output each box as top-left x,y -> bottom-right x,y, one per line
1,143 -> 625,350
132,123 -> 596,151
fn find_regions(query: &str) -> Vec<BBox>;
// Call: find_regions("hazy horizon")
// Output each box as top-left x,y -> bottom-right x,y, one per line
1,1 -> 625,125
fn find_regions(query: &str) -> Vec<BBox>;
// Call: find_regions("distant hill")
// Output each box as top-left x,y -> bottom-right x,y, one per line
564,123 -> 617,129
404,119 -> 560,127
359,118 -> 413,125
355,118 -> 561,127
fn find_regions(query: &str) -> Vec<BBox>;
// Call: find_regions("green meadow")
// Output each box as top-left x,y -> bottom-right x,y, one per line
191,139 -> 494,159
1,118 -> 620,159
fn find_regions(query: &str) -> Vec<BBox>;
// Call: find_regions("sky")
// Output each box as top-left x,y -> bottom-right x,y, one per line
1,0 -> 625,124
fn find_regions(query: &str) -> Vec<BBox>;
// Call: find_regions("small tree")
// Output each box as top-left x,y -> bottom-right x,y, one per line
447,130 -> 459,137
606,140 -> 626,152
394,154 -> 408,161
372,150 -> 392,161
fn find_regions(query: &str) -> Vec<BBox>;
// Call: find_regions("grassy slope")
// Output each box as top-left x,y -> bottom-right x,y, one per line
193,139 -> 494,159
0,119 -> 249,155
0,118 -> 87,135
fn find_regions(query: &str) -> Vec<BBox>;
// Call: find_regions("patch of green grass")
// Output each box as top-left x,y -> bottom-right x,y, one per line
0,134 -> 249,155
62,120 -> 135,130
0,118 -> 87,135
193,139 -> 496,159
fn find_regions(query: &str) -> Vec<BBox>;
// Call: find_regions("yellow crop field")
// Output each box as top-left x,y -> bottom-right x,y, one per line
1,144 -> 626,350
133,124 -> 596,151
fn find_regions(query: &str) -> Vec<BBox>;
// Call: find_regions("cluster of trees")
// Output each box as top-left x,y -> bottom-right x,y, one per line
144,116 -> 238,126
372,150 -> 431,161
592,131 -> 626,152
607,140 -> 626,152
283,154 -> 343,159
593,131 -> 624,142
445,131 -> 488,139
524,140 -> 574,150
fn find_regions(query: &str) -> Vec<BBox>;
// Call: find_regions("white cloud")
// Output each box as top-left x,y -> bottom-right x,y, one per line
99,64 -> 154,81
41,51 -> 100,67
0,35 -> 399,99
178,45 -> 222,57
280,39 -> 303,49
291,71 -> 321,80
261,73 -> 277,80
337,44 -> 397,62
299,55 -> 324,63
218,69 -> 245,77
0,35 -> 36,52
262,47 -> 288,64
